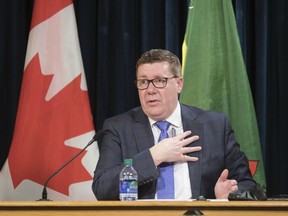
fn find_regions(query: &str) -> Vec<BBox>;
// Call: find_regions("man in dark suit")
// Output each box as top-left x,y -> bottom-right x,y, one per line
92,49 -> 256,200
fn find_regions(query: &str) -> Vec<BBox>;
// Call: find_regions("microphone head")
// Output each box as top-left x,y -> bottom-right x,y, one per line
92,129 -> 108,141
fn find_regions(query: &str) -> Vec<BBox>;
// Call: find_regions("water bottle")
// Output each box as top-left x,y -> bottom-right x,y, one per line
119,158 -> 138,201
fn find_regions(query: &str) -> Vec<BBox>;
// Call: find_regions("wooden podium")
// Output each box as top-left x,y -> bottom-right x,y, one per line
1,200 -> 288,216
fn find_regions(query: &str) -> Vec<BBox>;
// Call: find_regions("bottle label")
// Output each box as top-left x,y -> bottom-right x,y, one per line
119,179 -> 137,194
119,179 -> 138,201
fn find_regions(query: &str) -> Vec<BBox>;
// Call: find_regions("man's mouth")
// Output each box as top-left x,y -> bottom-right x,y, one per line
147,99 -> 159,105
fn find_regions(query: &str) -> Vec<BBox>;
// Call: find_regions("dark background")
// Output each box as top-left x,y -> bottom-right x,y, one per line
0,0 -> 287,198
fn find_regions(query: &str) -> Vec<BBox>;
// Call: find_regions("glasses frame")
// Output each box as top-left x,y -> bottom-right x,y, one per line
135,76 -> 178,90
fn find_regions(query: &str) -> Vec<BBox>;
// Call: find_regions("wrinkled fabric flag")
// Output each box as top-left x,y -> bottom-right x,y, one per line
180,0 -> 266,186
0,0 -> 98,200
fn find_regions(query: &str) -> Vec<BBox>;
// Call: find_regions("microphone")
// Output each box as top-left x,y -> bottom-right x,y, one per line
38,129 -> 107,201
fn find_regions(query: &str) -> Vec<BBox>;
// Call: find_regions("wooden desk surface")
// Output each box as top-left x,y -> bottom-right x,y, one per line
1,200 -> 288,216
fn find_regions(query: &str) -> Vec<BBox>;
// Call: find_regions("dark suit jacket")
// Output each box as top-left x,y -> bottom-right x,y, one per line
92,104 -> 256,200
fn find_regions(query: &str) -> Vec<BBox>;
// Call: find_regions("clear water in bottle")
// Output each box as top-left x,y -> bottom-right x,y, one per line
119,159 -> 138,201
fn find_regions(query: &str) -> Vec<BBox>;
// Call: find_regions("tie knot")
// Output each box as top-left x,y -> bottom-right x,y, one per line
155,121 -> 170,131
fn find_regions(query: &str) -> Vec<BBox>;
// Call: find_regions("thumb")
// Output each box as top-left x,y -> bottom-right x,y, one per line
218,169 -> 229,182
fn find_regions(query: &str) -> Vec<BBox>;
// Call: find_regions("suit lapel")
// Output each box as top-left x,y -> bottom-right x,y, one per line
181,104 -> 203,199
132,109 -> 155,152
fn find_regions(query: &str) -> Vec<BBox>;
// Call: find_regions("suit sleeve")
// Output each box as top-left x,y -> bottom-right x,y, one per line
224,115 -> 257,192
92,117 -> 159,200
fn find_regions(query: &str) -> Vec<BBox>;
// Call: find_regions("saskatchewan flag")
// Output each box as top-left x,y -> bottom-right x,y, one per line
180,0 -> 266,186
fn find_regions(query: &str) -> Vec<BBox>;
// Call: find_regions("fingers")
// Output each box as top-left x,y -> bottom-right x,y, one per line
214,169 -> 239,198
218,169 -> 238,192
225,179 -> 238,194
177,130 -> 192,140
232,184 -> 238,192
178,133 -> 199,146
181,155 -> 187,162
181,146 -> 202,154
153,130 -> 201,164
180,146 -> 202,162
230,179 -> 238,192
230,179 -> 238,186
177,131 -> 201,162
218,169 -> 229,182
181,154 -> 199,162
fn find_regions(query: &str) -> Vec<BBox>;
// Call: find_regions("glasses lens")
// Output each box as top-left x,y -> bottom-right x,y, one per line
152,78 -> 167,88
136,80 -> 148,89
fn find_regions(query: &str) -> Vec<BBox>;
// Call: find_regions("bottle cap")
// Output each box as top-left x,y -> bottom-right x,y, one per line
124,159 -> 133,165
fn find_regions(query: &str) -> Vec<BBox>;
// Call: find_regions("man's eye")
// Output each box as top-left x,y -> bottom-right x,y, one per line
154,78 -> 164,83
139,80 -> 148,85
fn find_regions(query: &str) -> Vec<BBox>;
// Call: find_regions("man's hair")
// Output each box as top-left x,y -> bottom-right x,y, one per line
136,49 -> 182,77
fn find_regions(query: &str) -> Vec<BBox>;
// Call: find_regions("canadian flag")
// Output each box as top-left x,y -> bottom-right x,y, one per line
0,0 -> 98,200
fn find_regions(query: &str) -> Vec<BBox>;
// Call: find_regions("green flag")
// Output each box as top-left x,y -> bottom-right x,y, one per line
180,0 -> 266,186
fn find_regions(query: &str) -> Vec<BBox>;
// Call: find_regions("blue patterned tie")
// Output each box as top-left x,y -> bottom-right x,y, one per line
155,121 -> 174,199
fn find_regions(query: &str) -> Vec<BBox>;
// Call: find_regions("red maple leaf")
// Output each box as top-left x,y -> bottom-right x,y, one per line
8,54 -> 94,195
248,160 -> 259,176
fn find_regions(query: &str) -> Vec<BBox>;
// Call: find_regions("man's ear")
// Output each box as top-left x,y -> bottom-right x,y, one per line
177,76 -> 183,94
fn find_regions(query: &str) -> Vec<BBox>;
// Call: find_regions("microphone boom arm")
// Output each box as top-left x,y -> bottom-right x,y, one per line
38,130 -> 106,201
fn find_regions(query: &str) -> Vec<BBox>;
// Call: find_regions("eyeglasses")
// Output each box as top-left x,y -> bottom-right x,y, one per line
135,76 -> 178,90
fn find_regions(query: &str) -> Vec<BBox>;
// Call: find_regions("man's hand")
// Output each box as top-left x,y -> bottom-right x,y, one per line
214,169 -> 238,199
149,130 -> 201,166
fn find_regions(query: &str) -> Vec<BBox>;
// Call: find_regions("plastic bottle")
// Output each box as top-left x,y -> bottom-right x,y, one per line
119,158 -> 138,201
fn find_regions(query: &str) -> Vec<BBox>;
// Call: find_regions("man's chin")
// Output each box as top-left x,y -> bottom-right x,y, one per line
145,110 -> 166,121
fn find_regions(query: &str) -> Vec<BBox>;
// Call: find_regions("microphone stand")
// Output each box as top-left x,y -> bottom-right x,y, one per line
38,130 -> 106,201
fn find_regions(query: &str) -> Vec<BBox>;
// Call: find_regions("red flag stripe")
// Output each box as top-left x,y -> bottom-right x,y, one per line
30,0 -> 72,30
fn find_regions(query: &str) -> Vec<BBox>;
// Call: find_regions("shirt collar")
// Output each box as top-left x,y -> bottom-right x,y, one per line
148,102 -> 182,128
